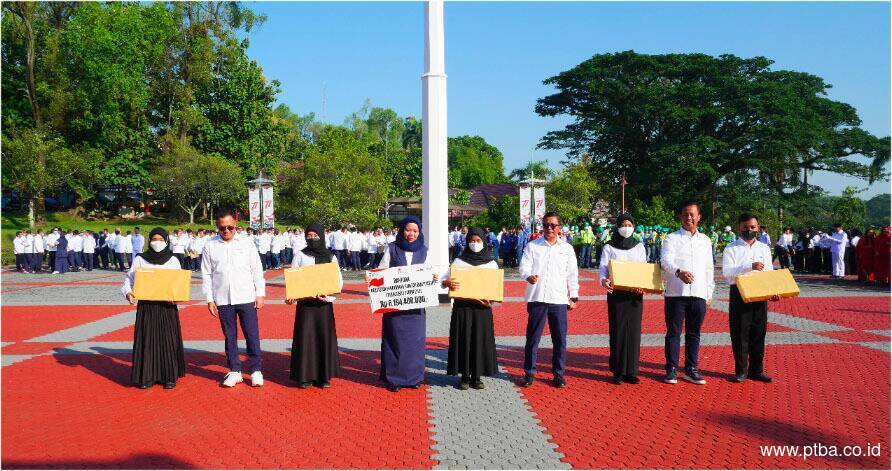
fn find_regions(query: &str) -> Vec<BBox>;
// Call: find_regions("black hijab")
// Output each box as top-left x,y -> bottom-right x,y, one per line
609,213 -> 640,250
139,227 -> 174,265
302,223 -> 333,264
395,216 -> 425,252
458,227 -> 492,266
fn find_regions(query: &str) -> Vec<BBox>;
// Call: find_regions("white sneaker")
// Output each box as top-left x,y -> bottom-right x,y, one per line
52,271 -> 60,274
251,371 -> 264,387
222,371 -> 243,387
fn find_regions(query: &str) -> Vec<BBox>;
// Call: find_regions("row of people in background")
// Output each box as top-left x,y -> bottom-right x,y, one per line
13,227 -> 144,274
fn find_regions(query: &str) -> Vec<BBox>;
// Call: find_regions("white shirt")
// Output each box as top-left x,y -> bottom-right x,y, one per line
46,232 -> 60,251
121,235 -> 133,253
660,228 -> 715,300
366,234 -> 377,253
378,244 -> 416,268
201,235 -> 266,305
442,258 -> 499,283
829,231 -> 848,253
22,235 -> 34,253
333,231 -> 348,251
258,232 -> 272,252
386,233 -> 397,244
83,235 -> 96,254
292,233 -> 307,252
121,255 -> 182,298
272,234 -> 287,252
13,236 -> 24,255
69,235 -> 84,252
518,237 -> 580,305
106,234 -> 119,251
190,235 -> 207,254
721,239 -> 774,285
776,233 -> 794,249
291,252 -> 343,303
33,234 -> 45,253
347,232 -> 364,252
598,242 -> 647,282
170,234 -> 186,254
850,235 -> 860,248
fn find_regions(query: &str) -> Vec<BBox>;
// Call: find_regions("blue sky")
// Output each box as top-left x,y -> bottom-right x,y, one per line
246,1 -> 891,198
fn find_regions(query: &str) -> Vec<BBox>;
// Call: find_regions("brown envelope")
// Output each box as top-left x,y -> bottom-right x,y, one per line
608,260 -> 664,294
449,266 -> 504,302
133,268 -> 192,301
285,262 -> 342,300
735,268 -> 800,303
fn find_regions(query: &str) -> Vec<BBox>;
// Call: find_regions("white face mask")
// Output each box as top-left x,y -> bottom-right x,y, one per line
618,226 -> 634,238
150,241 -> 167,252
468,241 -> 484,253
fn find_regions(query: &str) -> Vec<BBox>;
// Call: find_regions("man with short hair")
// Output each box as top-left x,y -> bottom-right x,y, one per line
82,230 -> 96,271
519,211 -> 580,389
828,223 -> 848,279
202,209 -> 266,388
46,227 -> 61,271
660,200 -> 714,385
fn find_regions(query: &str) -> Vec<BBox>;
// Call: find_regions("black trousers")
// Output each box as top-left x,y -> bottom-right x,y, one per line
664,296 -> 706,372
728,285 -> 767,376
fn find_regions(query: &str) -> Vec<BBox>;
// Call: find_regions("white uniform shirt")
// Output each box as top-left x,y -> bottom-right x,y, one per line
518,236 -> 580,305
272,233 -> 287,253
69,235 -> 84,252
598,242 -> 647,283
170,234 -> 186,254
106,234 -> 119,252
347,232 -> 363,252
22,235 -> 34,254
258,232 -> 272,253
660,228 -> 715,300
378,243 -> 416,268
33,234 -> 45,253
292,233 -> 307,252
776,233 -> 794,249
291,252 -> 343,302
442,258 -> 499,282
333,231 -> 348,251
121,255 -> 182,298
13,236 -> 24,255
366,234 -> 378,254
829,230 -> 848,254
721,239 -> 774,285
201,235 -> 266,305
121,235 -> 133,254
190,235 -> 207,255
83,235 -> 96,254
46,232 -> 60,251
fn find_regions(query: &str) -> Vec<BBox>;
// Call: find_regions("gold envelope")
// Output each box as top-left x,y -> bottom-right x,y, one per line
608,260 -> 664,294
285,262 -> 342,300
449,266 -> 504,302
133,268 -> 192,301
735,268 -> 800,303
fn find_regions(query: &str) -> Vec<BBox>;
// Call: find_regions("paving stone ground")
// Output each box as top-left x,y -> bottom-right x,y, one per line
1,266 -> 889,469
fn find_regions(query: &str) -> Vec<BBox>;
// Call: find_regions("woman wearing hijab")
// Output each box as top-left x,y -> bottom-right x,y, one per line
121,227 -> 186,389
442,227 -> 499,390
287,223 -> 344,388
377,216 -> 434,392
598,214 -> 646,385
856,229 -> 877,282
53,230 -> 69,274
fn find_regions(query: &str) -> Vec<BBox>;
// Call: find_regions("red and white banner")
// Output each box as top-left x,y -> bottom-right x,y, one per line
248,188 -> 261,230
366,265 -> 441,314
519,186 -> 532,228
262,186 -> 275,229
533,187 -> 546,222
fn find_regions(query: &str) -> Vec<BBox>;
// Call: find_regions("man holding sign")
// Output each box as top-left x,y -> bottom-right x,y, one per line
519,212 -> 580,388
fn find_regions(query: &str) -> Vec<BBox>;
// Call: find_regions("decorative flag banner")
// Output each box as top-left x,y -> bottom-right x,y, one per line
262,186 -> 275,229
248,188 -> 261,230
533,186 -> 546,222
519,185 -> 532,228
366,265 -> 441,314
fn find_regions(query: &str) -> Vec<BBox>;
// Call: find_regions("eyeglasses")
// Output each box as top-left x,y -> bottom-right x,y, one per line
543,223 -> 560,229
217,225 -> 236,232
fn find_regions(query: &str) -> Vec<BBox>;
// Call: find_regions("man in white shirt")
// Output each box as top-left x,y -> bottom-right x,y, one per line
775,227 -> 794,270
271,229 -> 286,269
109,229 -> 125,271
169,229 -> 186,269
722,213 -> 778,384
122,231 -> 134,266
13,232 -> 26,272
518,212 -> 580,389
23,231 -> 36,273
46,227 -> 61,271
202,209 -> 266,388
189,230 -> 208,272
291,228 -> 307,265
347,227 -> 363,271
32,230 -> 45,272
68,230 -> 84,272
331,227 -> 348,270
82,230 -> 96,271
828,223 -> 848,278
659,200 -> 714,385
257,228 -> 272,270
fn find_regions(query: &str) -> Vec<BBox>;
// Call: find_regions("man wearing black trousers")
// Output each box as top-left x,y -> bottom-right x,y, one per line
722,213 -> 778,383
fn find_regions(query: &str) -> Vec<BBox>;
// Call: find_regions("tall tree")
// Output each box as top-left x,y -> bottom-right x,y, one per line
447,135 -> 507,188
544,155 -> 602,224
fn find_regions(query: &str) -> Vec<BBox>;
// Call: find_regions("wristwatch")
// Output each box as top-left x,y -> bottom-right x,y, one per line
570,297 -> 578,303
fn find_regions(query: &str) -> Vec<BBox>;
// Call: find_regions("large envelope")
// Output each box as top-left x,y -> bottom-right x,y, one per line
608,260 -> 664,294
448,266 -> 504,302
133,268 -> 192,301
735,268 -> 800,303
285,262 -> 342,300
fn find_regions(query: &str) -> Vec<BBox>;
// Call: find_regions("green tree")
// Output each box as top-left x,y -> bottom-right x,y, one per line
545,156 -> 601,223
402,116 -> 422,151
866,194 -> 891,227
508,160 -> 554,182
277,126 -> 389,227
469,195 -> 521,230
536,51 -> 890,213
447,135 -> 507,188
630,196 -> 679,230
152,141 -> 244,225
832,187 -> 868,230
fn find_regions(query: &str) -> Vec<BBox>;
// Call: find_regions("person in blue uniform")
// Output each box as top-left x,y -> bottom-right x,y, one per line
54,231 -> 69,274
377,216 -> 436,392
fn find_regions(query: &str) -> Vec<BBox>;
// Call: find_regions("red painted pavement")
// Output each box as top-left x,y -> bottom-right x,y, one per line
1,305 -> 135,342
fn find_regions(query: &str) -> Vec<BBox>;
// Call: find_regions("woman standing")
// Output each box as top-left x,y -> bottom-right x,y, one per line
287,223 -> 343,388
378,216 -> 434,392
121,228 -> 186,389
598,214 -> 646,385
856,229 -> 876,282
442,228 -> 499,390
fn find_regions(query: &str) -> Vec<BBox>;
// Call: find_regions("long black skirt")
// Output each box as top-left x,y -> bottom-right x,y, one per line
290,299 -> 339,383
447,300 -> 498,378
607,291 -> 643,376
131,301 -> 186,385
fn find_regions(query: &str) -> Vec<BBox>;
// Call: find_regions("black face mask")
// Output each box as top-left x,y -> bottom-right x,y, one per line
740,230 -> 758,241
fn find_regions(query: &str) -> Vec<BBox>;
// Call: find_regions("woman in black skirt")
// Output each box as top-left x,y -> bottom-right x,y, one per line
442,227 -> 499,390
286,223 -> 343,389
598,214 -> 646,385
122,227 -> 186,389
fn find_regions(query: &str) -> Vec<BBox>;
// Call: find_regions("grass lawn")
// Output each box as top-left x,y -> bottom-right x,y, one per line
1,212 -> 250,265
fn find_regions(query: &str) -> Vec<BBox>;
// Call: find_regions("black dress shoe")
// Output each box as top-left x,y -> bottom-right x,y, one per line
519,374 -> 535,387
622,375 -> 640,384
553,375 -> 567,388
611,374 -> 623,385
731,374 -> 747,383
138,383 -> 151,389
470,378 -> 485,390
458,376 -> 470,390
298,381 -> 313,389
387,384 -> 401,393
749,373 -> 774,383
163,382 -> 176,389
315,381 -> 331,388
